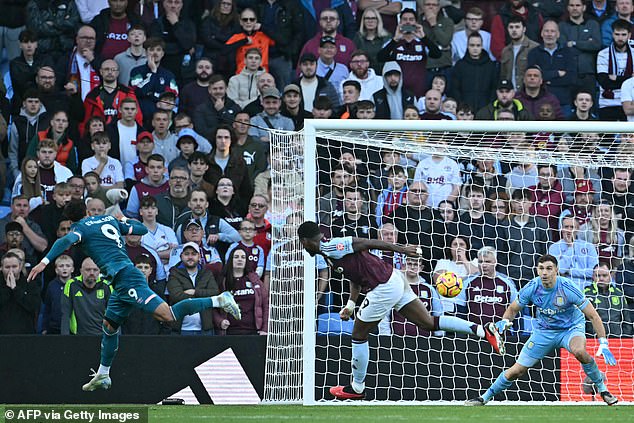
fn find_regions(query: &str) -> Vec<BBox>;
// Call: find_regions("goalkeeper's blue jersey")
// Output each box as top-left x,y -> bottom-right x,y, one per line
517,275 -> 589,331
70,215 -> 138,279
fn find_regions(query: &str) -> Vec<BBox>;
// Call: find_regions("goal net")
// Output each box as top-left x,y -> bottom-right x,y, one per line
265,120 -> 634,405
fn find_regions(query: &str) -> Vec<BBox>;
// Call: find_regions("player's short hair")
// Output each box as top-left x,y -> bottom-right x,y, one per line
63,198 -> 88,222
55,254 -> 73,266
537,254 -> 558,267
297,221 -> 322,239
37,138 -> 57,151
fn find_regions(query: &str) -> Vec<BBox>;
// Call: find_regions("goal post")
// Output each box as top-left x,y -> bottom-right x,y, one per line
265,120 -> 634,405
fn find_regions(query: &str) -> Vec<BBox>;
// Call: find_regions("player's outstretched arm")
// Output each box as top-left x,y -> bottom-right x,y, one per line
495,300 -> 523,333
27,232 -> 81,282
582,302 -> 617,366
116,215 -> 149,236
350,237 -> 422,257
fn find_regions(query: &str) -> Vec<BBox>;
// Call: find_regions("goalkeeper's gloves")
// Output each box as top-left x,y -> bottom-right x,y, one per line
340,300 -> 355,321
494,319 -> 512,334
595,337 -> 617,366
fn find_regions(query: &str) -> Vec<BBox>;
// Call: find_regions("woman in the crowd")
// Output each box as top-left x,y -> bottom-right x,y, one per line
580,200 -> 626,269
11,156 -> 43,210
199,0 -> 240,76
353,8 -> 392,75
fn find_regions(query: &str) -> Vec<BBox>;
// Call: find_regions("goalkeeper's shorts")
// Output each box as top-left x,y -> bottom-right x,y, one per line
357,270 -> 417,323
517,326 -> 585,367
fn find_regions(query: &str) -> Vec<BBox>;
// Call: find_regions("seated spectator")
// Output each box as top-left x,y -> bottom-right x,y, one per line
585,261 -> 632,336
26,110 -> 79,174
515,65 -> 564,120
84,173 -> 109,207
155,166 -> 191,228
167,241 -> 221,335
559,165 -> 601,205
434,234 -> 480,280
173,112 -> 211,154
353,8 -> 392,75
315,36 -> 349,99
475,79 -> 532,120
247,194 -> 272,260
505,141 -> 539,195
11,157 -> 43,211
199,0 -> 240,77
41,254 -> 74,335
125,233 -> 167,283
220,247 -> 268,335
29,182 -> 72,245
441,97 -> 458,119
122,254 -> 166,335
192,74 -> 241,141
451,32 -> 498,113
548,216 -> 598,288
371,222 -> 406,270
226,8 -> 275,75
227,48 -> 264,109
375,164 -> 407,226
32,139 -> 73,203
295,53 -> 340,113
114,24 -> 147,86
490,0 -> 543,61
139,196 -> 178,270
419,89 -> 452,120
419,0 -> 454,90
579,200 -> 626,269
529,164 -> 565,233
167,219 -> 223,275
168,129 -> 199,172
456,102 -> 475,120
60,257 -> 111,335
331,187 -> 376,239
107,97 -> 144,166
342,50 -> 383,102
391,257 -> 443,337
336,80 -> 361,119
188,152 -> 214,198
0,196 -> 48,259
77,115 -> 106,162
457,246 -> 518,328
248,88 -> 294,142
9,30 -> 51,114
208,178 -> 247,232
318,164 -> 352,226
150,110 -> 178,166
468,159 -> 508,197
458,184 -> 501,254
0,222 -> 36,269
0,251 -> 40,334
600,0 -> 634,48
569,90 -> 597,121
225,219 -> 265,277
232,111 -> 268,184
81,131 -> 124,189
280,84 -> 311,130
129,37 -> 179,120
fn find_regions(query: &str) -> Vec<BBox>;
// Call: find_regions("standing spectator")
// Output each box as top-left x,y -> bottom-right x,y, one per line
587,0 -> 614,25
0,222 -> 37,267
341,50 -> 383,101
75,0 -> 109,24
29,182 -> 71,245
81,131 -> 124,189
123,254 -> 166,334
11,157 -> 42,210
318,165 -> 352,226
192,75 -> 240,142
225,8 -> 274,74
26,0 -> 80,62
433,235 -> 479,282
515,65 -> 564,120
248,88 -> 294,143
129,37 -> 179,120
60,257 -> 112,335
166,219 -> 223,273
41,254 -> 74,334
295,53 -> 340,113
499,17 -> 540,91
31,139 -> 73,203
527,20 -> 577,115
227,48 -> 264,109
208,178 -> 247,232
457,184 -> 500,254
580,200 -> 626,269
299,8 -> 356,69
450,32 -> 498,112
220,247 -> 268,335
377,8 -> 441,98
199,0 -> 240,77
139,196 -> 178,267
167,241 -> 221,335
149,0 -> 196,83
548,216 -> 599,289
419,0 -> 454,89
90,0 -> 142,60
204,125 -> 252,201
457,246 -> 518,328
114,24 -> 147,86
559,0 -> 603,101
585,261 -> 632,336
373,62 -> 415,120
315,36 -> 349,99
188,152 -> 214,198
80,59 -> 143,136
0,252 -> 40,334
596,19 -> 634,121
603,168 -> 634,232
246,194 -> 272,260
155,166 -> 191,228
600,0 -> 634,47
9,30 -> 50,114
172,112 -> 211,154
179,58 -> 214,118
150,109 -> 178,165
225,219 -> 265,277
255,0 -> 304,88
490,0 -> 544,61
331,188 -> 377,239
57,25 -> 102,101
241,72 -> 276,116
353,8 -> 393,75
419,89 -> 452,120
357,0 -> 402,35
413,142 -> 461,207
451,7 -> 494,65
375,164 -> 408,226
232,111 -> 267,184
108,97 -> 144,165
280,83 -> 311,130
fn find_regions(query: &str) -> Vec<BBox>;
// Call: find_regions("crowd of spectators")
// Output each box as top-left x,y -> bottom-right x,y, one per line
0,0 -> 633,338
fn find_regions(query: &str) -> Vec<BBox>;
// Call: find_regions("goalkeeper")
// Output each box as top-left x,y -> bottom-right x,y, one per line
298,221 -> 503,400
466,254 -> 618,406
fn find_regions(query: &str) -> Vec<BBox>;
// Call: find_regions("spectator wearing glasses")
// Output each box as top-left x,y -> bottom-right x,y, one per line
226,8 -> 274,74
226,219 -> 265,277
353,8 -> 393,75
341,50 -> 383,101
247,195 -> 272,260
156,166 -> 191,229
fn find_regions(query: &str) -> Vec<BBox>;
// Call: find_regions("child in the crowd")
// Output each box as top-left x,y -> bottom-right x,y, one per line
124,131 -> 155,182
122,254 -> 165,335
81,131 -> 124,189
225,219 -> 265,277
442,97 -> 458,119
227,47 -> 264,108
375,164 -> 408,226
41,255 -> 74,335
168,129 -> 199,172
83,171 -> 110,206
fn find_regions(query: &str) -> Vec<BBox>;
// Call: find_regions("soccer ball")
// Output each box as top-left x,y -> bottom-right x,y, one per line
435,271 -> 463,298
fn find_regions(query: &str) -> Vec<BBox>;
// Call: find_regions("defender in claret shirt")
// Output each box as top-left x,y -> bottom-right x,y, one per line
298,221 -> 503,400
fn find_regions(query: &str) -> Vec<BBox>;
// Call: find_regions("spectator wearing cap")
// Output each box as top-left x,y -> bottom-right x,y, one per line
475,79 -> 532,120
192,74 -> 241,142
316,35 -> 350,99
515,65 -> 564,119
295,52 -> 340,113
341,50 -> 383,101
167,219 -> 223,276
124,131 -> 155,183
226,8 -> 275,74
377,8 -> 442,98
297,8 -> 357,69
168,128 -> 199,172
559,0 -> 602,101
527,20 -> 577,116
373,61 -> 415,120
173,112 -> 211,154
232,111 -> 268,183
499,16 -> 540,91
249,88 -> 295,143
450,32 -> 498,112
0,196 -> 48,260
281,84 -> 312,130
227,48 -> 265,109
0,222 -> 30,261
150,109 -> 179,165
126,153 -> 170,218
167,240 -> 222,335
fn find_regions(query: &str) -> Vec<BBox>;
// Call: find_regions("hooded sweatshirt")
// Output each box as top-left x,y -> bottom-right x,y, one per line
383,61 -> 404,120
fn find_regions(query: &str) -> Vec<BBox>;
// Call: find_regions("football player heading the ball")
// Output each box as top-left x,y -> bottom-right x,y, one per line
466,254 -> 618,406
298,221 -> 503,400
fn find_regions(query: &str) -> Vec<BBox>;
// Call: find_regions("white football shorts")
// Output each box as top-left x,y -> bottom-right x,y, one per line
356,269 -> 417,323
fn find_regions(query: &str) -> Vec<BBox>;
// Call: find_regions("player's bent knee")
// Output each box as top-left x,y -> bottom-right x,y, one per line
102,318 -> 119,336
153,303 -> 176,323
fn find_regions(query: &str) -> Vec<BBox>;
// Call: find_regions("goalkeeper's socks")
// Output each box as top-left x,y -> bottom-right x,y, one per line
582,359 -> 607,392
351,339 -> 369,392
171,298 -> 214,320
482,372 -> 513,402
97,365 -> 110,376
438,316 -> 481,336
100,323 -> 120,368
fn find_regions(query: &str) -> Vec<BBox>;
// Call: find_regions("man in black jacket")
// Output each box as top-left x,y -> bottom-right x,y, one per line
373,61 -> 415,119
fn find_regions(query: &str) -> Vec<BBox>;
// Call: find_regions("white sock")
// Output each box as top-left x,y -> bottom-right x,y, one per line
351,380 -> 365,394
97,364 -> 110,375
211,296 -> 220,308
476,325 -> 485,338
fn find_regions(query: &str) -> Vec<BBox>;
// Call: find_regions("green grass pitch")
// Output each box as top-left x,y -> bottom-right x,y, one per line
3,405 -> 633,423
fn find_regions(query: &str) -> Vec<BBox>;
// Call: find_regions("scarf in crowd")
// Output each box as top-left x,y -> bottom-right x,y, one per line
603,43 -> 634,98
67,47 -> 100,98
383,189 -> 407,219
